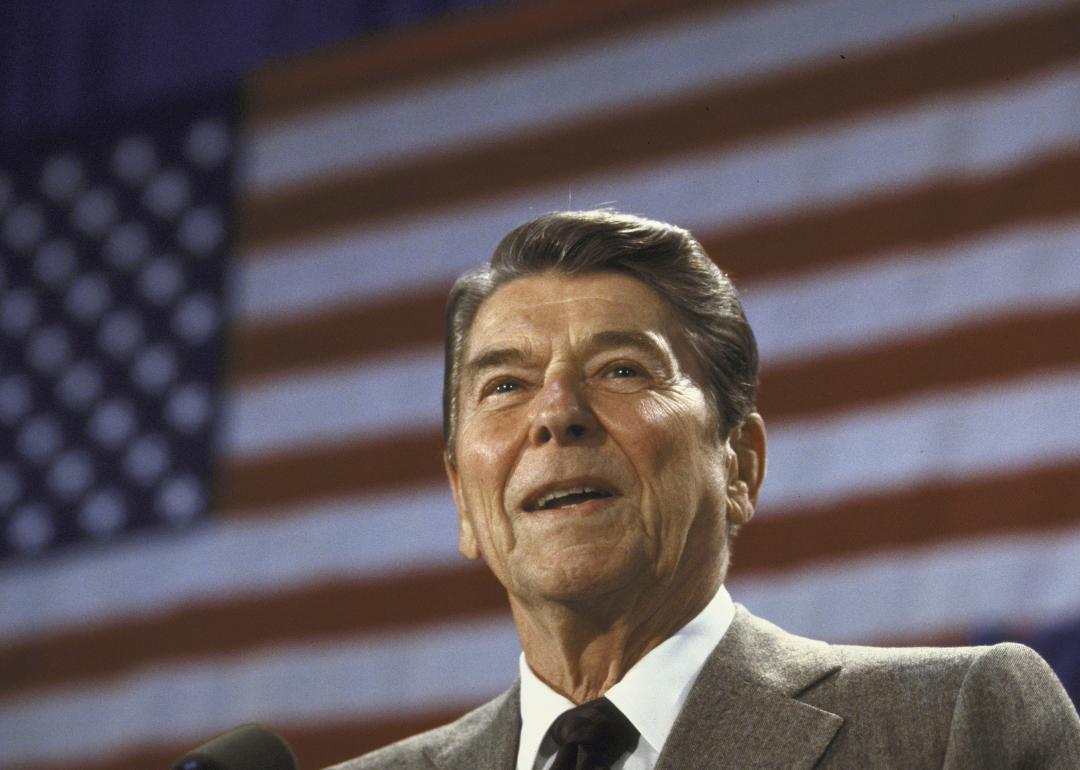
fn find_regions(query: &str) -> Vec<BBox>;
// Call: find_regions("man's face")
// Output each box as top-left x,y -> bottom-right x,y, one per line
447,271 -> 744,609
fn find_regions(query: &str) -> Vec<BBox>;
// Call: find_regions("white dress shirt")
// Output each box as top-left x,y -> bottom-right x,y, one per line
516,586 -> 736,770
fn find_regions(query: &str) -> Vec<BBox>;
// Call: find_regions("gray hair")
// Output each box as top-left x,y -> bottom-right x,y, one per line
443,210 -> 758,466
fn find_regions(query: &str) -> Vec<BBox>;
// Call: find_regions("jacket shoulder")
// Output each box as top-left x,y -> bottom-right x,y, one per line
826,638 -> 1069,704
728,608 -> 1080,767
943,642 -> 1080,767
326,686 -> 519,770
805,637 -> 1080,767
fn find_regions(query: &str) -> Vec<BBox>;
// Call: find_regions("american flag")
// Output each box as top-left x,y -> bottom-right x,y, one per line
0,96 -> 233,561
3,1 -> 1080,769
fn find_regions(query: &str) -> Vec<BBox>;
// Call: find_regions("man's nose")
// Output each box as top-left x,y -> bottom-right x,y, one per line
529,371 -> 600,446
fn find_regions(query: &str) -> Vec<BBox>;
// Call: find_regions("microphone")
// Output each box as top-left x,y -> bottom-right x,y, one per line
171,724 -> 297,770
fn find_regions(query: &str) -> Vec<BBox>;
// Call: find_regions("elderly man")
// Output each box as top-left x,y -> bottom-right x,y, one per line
334,211 -> 1080,769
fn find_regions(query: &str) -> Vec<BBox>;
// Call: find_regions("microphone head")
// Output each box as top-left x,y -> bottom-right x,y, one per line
171,725 -> 297,770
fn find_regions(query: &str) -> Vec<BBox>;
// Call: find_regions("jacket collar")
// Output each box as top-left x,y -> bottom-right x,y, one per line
422,606 -> 844,770
656,604 -> 844,770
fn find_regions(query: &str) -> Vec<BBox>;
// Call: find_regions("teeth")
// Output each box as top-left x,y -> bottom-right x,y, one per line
536,487 -> 604,509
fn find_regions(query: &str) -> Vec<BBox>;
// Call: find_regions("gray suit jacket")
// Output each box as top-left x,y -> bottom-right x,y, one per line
331,605 -> 1080,769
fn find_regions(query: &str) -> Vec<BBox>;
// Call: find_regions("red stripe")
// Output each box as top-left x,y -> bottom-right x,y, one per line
732,461 -> 1080,576
757,309 -> 1080,421
247,0 -> 749,125
706,151 -> 1080,283
0,563 -> 506,699
217,430 -> 445,514
231,283 -> 449,385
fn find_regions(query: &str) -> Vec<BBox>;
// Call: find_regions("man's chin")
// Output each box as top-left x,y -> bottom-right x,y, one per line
511,552 -> 651,608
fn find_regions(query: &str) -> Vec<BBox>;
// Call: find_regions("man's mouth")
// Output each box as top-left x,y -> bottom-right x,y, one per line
523,486 -> 614,512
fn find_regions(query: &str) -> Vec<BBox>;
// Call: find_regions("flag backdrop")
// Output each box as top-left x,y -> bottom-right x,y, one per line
3,0 -> 1080,769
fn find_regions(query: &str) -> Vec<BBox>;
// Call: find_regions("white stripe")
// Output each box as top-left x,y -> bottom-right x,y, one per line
225,220 -> 1080,459
245,0 -> 1068,193
0,484 -> 461,643
743,221 -> 1080,364
223,345 -> 443,458
0,616 -> 521,768
760,368 -> 1080,513
729,524 -> 1080,643
238,65 -> 1080,324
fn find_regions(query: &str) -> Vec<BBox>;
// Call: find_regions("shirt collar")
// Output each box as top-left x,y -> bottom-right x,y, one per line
516,585 -> 735,770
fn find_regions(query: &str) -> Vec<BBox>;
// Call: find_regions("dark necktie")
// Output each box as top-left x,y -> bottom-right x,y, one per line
548,697 -> 640,770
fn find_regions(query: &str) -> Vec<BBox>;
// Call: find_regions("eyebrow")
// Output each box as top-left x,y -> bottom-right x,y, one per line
583,329 -> 670,362
462,329 -> 671,382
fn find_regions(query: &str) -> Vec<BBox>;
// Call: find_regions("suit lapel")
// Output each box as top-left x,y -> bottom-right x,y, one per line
419,608 -> 842,770
657,606 -> 844,770
425,680 -> 521,770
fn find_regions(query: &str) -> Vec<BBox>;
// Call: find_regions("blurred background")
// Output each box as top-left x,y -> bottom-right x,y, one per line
2,0 -> 1079,768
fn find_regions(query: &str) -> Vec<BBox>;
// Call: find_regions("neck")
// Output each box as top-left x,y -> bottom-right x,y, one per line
511,574 -> 720,704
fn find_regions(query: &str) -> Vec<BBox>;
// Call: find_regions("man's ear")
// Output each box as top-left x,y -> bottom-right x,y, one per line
726,412 -> 766,526
445,453 -> 481,560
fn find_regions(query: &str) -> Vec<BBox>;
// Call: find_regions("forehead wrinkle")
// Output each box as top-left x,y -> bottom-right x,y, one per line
463,346 -> 530,383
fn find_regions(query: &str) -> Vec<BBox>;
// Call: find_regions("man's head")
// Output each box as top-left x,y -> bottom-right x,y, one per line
444,211 -> 758,462
442,211 -> 764,615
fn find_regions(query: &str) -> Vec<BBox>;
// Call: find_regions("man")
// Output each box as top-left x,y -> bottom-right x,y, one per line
333,211 -> 1080,769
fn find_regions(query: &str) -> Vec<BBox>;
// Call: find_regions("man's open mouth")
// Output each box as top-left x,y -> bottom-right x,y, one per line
524,486 -> 614,512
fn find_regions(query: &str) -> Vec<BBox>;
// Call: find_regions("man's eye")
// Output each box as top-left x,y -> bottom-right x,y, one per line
491,381 -> 518,394
608,365 -> 640,378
